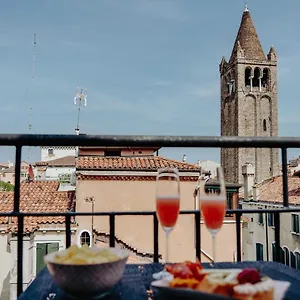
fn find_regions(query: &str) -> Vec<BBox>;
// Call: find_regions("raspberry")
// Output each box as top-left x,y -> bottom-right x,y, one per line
237,268 -> 261,284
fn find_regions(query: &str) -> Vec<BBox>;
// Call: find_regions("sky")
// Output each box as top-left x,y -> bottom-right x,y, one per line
1,0 -> 300,164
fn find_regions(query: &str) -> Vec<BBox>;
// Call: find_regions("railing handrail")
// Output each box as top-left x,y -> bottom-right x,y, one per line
2,208 -> 300,217
1,133 -> 295,296
2,134 -> 300,147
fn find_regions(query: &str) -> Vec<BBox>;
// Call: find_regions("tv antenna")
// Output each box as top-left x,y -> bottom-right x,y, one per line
27,33 -> 37,161
74,87 -> 87,135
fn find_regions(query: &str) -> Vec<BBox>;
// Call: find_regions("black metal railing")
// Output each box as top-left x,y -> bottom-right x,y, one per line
1,134 -> 300,296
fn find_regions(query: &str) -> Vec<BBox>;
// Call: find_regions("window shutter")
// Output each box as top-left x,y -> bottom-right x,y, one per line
272,243 -> 276,261
256,243 -> 263,261
291,252 -> 296,269
280,248 -> 285,264
36,243 -> 47,275
296,215 -> 299,233
47,243 -> 59,254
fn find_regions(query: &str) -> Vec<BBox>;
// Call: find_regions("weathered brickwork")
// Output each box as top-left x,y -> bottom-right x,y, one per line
220,8 -> 280,184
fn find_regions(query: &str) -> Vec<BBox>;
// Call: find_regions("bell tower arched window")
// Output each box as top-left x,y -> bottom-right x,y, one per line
261,68 -> 270,89
263,119 -> 267,132
245,67 -> 251,87
253,67 -> 261,88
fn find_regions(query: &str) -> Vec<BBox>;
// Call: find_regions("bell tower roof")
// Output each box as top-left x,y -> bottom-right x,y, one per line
229,6 -> 265,63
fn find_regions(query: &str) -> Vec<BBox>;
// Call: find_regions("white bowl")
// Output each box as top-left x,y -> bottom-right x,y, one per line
44,247 -> 129,297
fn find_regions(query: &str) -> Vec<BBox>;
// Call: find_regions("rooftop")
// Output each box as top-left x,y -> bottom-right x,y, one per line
0,180 -> 75,233
35,156 -> 75,167
76,156 -> 200,172
255,176 -> 300,205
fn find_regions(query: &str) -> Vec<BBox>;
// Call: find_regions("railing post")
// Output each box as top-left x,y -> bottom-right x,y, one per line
194,210 -> 201,262
17,214 -> 24,296
14,146 -> 24,296
153,214 -> 159,263
65,215 -> 71,248
274,212 -> 281,262
109,214 -> 115,247
236,212 -> 242,262
14,146 -> 22,212
281,148 -> 289,207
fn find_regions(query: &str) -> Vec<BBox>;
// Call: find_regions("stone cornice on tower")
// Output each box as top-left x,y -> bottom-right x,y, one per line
229,9 -> 266,64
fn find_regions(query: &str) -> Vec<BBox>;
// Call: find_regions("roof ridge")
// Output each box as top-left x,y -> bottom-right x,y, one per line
155,155 -> 199,168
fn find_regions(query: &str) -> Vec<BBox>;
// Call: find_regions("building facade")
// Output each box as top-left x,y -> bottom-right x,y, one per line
0,181 -> 76,300
241,176 -> 300,269
75,146 -> 241,264
220,6 -> 280,184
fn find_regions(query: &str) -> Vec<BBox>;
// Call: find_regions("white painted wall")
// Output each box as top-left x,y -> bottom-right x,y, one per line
198,160 -> 220,178
40,147 -> 75,162
33,167 -> 75,181
0,234 -> 12,300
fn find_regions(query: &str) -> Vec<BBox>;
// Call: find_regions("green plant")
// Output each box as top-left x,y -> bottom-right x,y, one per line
0,181 -> 14,191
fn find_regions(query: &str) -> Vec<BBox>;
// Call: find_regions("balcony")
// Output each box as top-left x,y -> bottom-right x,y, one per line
0,134 -> 299,297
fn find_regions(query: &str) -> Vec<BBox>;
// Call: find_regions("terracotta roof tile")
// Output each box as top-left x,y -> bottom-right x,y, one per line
35,156 -> 75,167
230,10 -> 265,63
0,180 -> 75,232
76,156 -> 199,171
257,176 -> 300,205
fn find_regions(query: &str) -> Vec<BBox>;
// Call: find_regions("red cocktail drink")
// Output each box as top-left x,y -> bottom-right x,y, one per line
156,196 -> 180,228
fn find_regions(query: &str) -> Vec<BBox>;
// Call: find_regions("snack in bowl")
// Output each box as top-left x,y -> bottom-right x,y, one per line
44,245 -> 129,298
157,261 -> 276,299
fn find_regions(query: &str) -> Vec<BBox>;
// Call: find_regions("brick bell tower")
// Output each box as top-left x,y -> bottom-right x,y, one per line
220,5 -> 280,184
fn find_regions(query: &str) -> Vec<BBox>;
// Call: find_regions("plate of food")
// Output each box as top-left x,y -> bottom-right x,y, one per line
151,261 -> 291,300
44,245 -> 129,299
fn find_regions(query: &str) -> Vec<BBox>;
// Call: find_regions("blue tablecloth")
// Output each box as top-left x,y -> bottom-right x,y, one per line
18,262 -> 300,299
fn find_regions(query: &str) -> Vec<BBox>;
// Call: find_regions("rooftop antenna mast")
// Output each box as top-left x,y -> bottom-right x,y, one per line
27,33 -> 37,162
74,87 -> 87,135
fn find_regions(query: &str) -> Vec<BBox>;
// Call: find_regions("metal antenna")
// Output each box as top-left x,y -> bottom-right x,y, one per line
244,1 -> 249,12
74,87 -> 88,135
27,33 -> 37,161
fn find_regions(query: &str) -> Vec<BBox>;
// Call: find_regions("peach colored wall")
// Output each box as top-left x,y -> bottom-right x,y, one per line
76,179 -> 237,263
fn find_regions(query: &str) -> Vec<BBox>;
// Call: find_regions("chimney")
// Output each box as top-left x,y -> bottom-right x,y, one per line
253,185 -> 259,201
242,163 -> 255,201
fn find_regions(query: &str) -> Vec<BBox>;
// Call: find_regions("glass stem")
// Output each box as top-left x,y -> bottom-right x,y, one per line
165,231 -> 170,265
212,232 -> 216,266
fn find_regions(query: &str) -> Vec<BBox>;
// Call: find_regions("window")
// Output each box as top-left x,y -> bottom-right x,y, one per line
280,247 -> 285,264
48,148 -> 54,155
36,242 -> 59,274
261,68 -> 269,88
263,119 -> 267,132
295,252 -> 300,269
267,213 -> 274,227
80,231 -> 91,247
256,243 -> 264,261
104,150 -> 121,157
258,212 -> 264,224
291,251 -> 296,269
245,67 -> 251,86
292,214 -> 299,233
283,247 -> 290,266
253,67 -> 261,87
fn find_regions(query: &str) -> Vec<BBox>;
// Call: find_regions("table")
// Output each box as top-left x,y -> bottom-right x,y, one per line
18,262 -> 300,299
